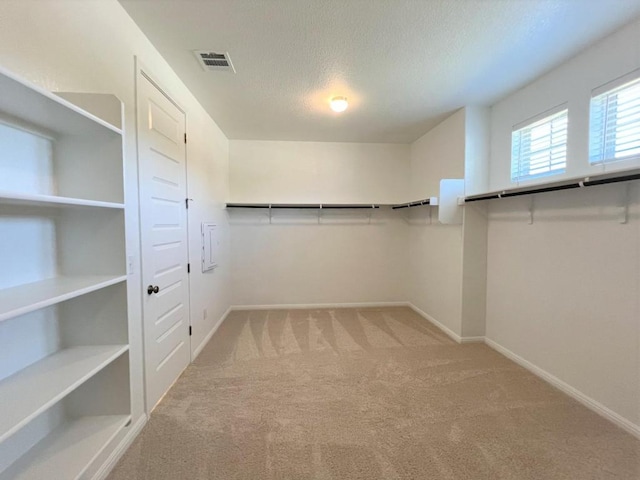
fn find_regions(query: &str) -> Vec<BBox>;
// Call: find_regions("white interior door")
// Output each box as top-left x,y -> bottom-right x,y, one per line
137,70 -> 190,412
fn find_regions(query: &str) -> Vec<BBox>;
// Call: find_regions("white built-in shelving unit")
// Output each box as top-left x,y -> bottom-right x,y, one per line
0,67 -> 131,479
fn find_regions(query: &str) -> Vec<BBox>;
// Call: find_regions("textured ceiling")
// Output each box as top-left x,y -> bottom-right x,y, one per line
119,0 -> 640,143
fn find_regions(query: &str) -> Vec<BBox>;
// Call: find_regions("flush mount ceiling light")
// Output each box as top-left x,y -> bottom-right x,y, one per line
330,96 -> 348,113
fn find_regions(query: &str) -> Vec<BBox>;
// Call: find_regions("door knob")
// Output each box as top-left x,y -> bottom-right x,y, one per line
147,285 -> 160,295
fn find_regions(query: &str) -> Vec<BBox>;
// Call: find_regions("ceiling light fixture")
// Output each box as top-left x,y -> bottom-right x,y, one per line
330,96 -> 348,113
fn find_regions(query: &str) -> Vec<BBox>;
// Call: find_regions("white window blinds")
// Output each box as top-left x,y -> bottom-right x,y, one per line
589,76 -> 640,165
511,109 -> 568,182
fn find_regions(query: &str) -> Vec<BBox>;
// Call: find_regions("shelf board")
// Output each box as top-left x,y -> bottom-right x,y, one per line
0,345 -> 129,444
0,66 -> 122,137
0,414 -> 130,480
465,171 -> 640,202
0,275 -> 127,323
0,191 -> 124,210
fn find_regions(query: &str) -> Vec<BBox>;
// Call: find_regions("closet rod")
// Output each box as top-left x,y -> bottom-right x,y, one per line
225,204 -> 271,209
465,172 -> 640,203
317,205 -> 380,209
391,199 -> 431,210
226,203 -> 381,209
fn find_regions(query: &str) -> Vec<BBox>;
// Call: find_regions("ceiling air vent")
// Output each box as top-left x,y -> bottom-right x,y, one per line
194,51 -> 236,73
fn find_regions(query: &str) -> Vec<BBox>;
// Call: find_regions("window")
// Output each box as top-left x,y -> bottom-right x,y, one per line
511,108 -> 568,182
589,75 -> 640,165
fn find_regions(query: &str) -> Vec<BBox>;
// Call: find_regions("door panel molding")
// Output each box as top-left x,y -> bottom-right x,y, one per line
135,61 -> 191,414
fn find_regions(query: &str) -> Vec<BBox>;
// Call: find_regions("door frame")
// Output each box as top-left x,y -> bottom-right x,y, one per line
134,57 -> 192,413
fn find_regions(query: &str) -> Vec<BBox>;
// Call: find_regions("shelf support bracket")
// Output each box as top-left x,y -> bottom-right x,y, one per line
528,197 -> 534,225
619,183 -> 630,225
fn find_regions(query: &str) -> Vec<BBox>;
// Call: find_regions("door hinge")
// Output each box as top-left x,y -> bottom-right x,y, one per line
187,263 -> 190,273
185,198 -> 189,209
189,326 -> 192,336
184,133 -> 187,144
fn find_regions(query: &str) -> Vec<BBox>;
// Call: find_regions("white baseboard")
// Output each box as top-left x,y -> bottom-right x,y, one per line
406,303 -> 463,343
459,336 -> 485,344
404,307 -> 640,439
230,301 -> 482,346
93,414 -> 148,480
192,305 -> 232,359
230,301 -> 409,311
484,337 -> 640,440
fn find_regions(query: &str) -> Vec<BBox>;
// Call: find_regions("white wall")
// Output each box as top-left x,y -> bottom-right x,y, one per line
489,17 -> 640,192
185,110 -> 231,355
460,203 -> 488,338
485,19 -> 640,431
231,210 -> 408,307
464,106 -> 491,196
486,184 -> 639,427
460,107 -> 491,336
230,140 -> 409,204
409,111 -> 465,200
407,110 -> 466,336
229,140 -> 409,306
0,0 -> 231,468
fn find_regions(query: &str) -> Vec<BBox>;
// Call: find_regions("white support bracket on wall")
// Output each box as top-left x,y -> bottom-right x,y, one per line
528,196 -> 535,225
403,205 -> 432,225
619,183 -> 630,225
399,197 -> 439,225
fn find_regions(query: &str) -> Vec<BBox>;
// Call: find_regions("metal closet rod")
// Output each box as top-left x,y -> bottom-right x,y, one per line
226,203 -> 381,209
226,200 -> 437,210
391,198 -> 432,210
465,172 -> 640,203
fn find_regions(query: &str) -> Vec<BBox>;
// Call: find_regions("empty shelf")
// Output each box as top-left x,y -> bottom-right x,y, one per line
0,66 -> 122,137
0,191 -> 124,210
0,345 -> 129,443
0,415 -> 130,480
0,275 -> 127,323
465,171 -> 640,202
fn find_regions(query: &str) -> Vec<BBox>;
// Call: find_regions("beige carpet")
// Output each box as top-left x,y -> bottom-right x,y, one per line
108,307 -> 640,479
